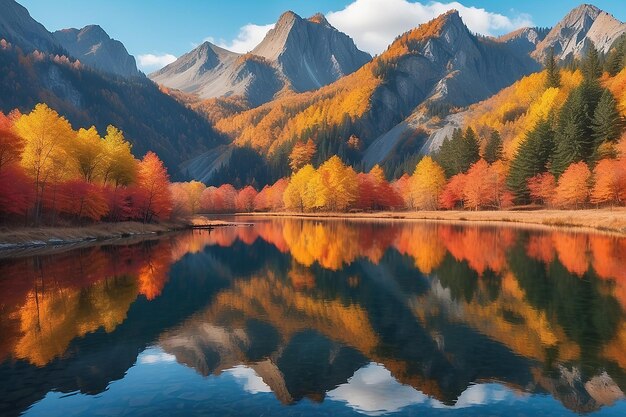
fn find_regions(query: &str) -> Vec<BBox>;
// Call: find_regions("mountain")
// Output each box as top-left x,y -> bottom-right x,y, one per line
250,11 -> 372,92
150,42 -> 285,107
150,11 -> 371,107
215,10 -> 540,172
53,25 -> 142,78
0,0 -> 224,176
497,27 -> 550,55
533,4 -> 626,62
0,0 -> 61,53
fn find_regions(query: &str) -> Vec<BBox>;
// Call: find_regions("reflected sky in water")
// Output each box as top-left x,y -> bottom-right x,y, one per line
2,218 -> 626,416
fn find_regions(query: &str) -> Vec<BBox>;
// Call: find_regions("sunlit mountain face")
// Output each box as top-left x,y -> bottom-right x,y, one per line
1,218 -> 626,416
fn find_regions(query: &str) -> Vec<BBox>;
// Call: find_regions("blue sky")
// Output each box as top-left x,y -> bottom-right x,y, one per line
20,0 -> 626,72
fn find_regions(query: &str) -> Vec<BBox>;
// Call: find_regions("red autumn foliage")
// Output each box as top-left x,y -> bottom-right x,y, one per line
0,165 -> 32,216
236,185 -> 258,212
527,172 -> 557,205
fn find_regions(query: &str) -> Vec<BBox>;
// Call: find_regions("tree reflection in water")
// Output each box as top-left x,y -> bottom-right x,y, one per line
1,218 -> 626,416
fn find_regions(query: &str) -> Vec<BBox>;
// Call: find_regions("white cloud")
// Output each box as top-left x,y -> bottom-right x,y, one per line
328,363 -> 428,415
137,53 -> 177,72
226,365 -> 272,394
326,0 -> 534,55
205,23 -> 274,54
138,350 -> 177,365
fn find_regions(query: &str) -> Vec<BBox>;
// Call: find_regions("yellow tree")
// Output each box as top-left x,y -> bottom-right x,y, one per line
72,126 -> 104,183
184,181 -> 206,214
101,126 -> 136,187
288,139 -> 317,172
16,103 -> 74,221
284,164 -> 316,211
316,156 -> 358,211
410,156 -> 446,210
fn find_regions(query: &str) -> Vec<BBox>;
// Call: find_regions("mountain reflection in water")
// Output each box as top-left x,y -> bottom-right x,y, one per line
1,218 -> 626,416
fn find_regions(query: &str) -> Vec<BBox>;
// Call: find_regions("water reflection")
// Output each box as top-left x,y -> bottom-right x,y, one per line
1,219 -> 626,416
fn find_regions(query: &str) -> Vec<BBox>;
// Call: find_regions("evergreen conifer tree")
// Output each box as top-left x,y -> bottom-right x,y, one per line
545,48 -> 561,88
483,130 -> 504,163
582,42 -> 602,80
507,119 -> 555,201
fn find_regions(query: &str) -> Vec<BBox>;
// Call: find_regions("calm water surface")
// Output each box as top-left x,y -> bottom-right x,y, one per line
1,218 -> 626,416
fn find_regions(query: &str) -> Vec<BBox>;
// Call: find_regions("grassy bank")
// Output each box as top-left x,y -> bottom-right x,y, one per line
0,221 -> 191,249
238,208 -> 626,235
0,217 -> 249,252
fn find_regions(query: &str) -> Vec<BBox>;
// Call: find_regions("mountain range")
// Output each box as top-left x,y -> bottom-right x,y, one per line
0,0 -> 223,176
0,0 -> 624,184
151,11 -> 371,108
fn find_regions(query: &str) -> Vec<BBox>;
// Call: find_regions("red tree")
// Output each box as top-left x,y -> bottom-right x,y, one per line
136,152 -> 172,222
236,185 -> 258,212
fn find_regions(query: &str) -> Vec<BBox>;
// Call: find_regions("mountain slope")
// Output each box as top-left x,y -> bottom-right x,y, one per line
533,4 -> 626,61
0,1 -> 225,177
216,11 -> 539,161
251,11 -> 372,92
53,25 -> 142,78
151,42 -> 285,107
150,11 -> 371,107
0,0 -> 61,53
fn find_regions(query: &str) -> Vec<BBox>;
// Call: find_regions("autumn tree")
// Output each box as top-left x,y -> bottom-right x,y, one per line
527,172 -> 557,205
462,159 -> 493,210
284,164 -> 316,211
410,156 -> 446,210
213,184 -> 237,213
0,111 -> 23,172
135,152 -> 172,222
315,156 -> 358,211
289,139 -> 316,172
15,103 -> 74,221
392,174 -> 412,209
236,185 -> 258,212
553,161 -> 591,208
184,181 -> 206,214
0,165 -> 32,216
72,126 -> 104,183
591,159 -> 625,206
439,173 -> 466,209
57,181 -> 108,221
101,126 -> 136,187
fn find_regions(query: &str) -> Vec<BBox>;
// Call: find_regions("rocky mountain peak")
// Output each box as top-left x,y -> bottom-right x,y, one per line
308,13 -> 330,26
532,3 -> 626,61
53,24 -> 141,78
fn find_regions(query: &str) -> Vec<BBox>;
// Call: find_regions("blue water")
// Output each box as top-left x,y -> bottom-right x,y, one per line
2,218 -> 626,416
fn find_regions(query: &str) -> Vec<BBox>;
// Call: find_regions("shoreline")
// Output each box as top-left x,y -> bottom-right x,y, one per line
234,209 -> 626,236
0,218 -> 239,254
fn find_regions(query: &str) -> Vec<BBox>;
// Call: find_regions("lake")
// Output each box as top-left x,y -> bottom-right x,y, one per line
1,217 -> 626,416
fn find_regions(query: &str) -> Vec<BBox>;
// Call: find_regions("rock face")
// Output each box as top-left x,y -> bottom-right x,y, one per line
497,27 -> 550,55
0,0 -> 60,53
344,10 -> 540,168
533,4 -> 626,61
150,42 -> 284,107
53,25 -> 142,78
252,11 -> 372,92
150,11 -> 371,106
